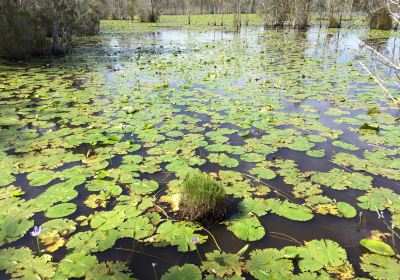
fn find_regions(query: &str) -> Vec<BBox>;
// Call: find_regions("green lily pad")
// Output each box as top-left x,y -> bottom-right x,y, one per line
59,252 -> 98,278
27,170 -> 56,187
249,167 -> 276,180
130,180 -> 159,194
336,202 -> 357,218
208,153 -> 239,168
266,199 -> 314,221
360,253 -> 400,280
201,250 -> 242,278
86,261 -> 134,280
0,247 -> 56,279
161,264 -> 202,280
360,239 -> 396,256
156,221 -> 207,252
306,149 -> 325,158
332,140 -> 359,151
246,248 -> 294,279
296,239 -> 348,272
90,210 -> 125,231
45,203 -> 77,218
0,171 -> 15,187
228,216 -> 265,241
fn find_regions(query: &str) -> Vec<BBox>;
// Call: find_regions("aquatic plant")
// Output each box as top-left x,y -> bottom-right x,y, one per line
0,15 -> 399,279
179,172 -> 226,223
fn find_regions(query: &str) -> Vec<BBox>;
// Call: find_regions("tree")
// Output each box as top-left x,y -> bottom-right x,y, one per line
0,0 -> 103,59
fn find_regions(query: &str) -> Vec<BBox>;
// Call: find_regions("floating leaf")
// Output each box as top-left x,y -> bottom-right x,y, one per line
59,252 -> 98,278
45,203 -> 77,218
27,170 -> 56,187
161,264 -> 202,280
238,198 -> 269,216
0,171 -> 15,187
357,188 -> 400,211
311,168 -> 372,191
306,149 -> 325,158
336,202 -> 357,218
130,180 -> 159,194
360,253 -> 400,280
201,250 -> 243,277
208,153 -> 239,168
86,261 -> 134,280
249,167 -> 276,180
266,199 -> 314,221
296,239 -> 348,272
332,140 -> 359,151
156,221 -> 207,252
0,247 -> 56,279
90,210 -> 125,231
360,239 -> 395,256
228,216 -> 265,241
240,153 -> 265,163
246,248 -> 294,279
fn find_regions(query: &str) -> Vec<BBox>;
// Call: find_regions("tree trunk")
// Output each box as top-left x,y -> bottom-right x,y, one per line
250,0 -> 256,13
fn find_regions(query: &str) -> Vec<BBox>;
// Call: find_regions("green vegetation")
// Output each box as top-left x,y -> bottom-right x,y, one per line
180,172 -> 226,223
328,16 -> 341,28
0,6 -> 400,279
0,0 -> 103,59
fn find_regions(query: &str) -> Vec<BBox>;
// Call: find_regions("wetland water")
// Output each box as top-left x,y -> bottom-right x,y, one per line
0,23 -> 400,279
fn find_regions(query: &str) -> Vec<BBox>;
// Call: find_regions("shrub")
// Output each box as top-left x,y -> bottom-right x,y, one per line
180,172 -> 226,223
0,2 -> 48,59
370,8 -> 393,30
328,16 -> 341,28
0,0 -> 103,59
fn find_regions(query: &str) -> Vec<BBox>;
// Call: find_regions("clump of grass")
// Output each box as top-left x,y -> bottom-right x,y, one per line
180,172 -> 226,224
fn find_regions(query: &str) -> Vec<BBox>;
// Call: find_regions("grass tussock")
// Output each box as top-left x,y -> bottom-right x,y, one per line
180,172 -> 226,224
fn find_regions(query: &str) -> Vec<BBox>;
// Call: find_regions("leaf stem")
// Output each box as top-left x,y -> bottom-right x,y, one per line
202,227 -> 222,251
36,236 -> 41,256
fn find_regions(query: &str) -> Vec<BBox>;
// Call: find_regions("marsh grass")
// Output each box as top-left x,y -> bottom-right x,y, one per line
180,172 -> 226,224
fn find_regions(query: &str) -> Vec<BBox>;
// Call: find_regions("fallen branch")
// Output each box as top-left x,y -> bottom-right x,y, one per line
359,61 -> 399,104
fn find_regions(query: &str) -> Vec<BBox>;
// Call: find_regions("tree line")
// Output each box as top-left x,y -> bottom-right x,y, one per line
0,0 -> 397,59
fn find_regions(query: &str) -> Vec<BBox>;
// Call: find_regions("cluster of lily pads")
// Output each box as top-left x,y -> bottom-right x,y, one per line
0,16 -> 399,279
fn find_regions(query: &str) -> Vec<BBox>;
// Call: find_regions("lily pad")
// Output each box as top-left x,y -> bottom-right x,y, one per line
201,250 -> 242,278
161,264 -> 202,280
360,253 -> 400,280
59,252 -> 98,278
156,221 -> 207,252
296,239 -> 348,272
27,170 -> 56,187
267,199 -> 314,221
228,216 -> 265,241
130,180 -> 159,194
360,239 -> 395,256
336,202 -> 357,218
45,203 -> 77,218
246,248 -> 294,279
